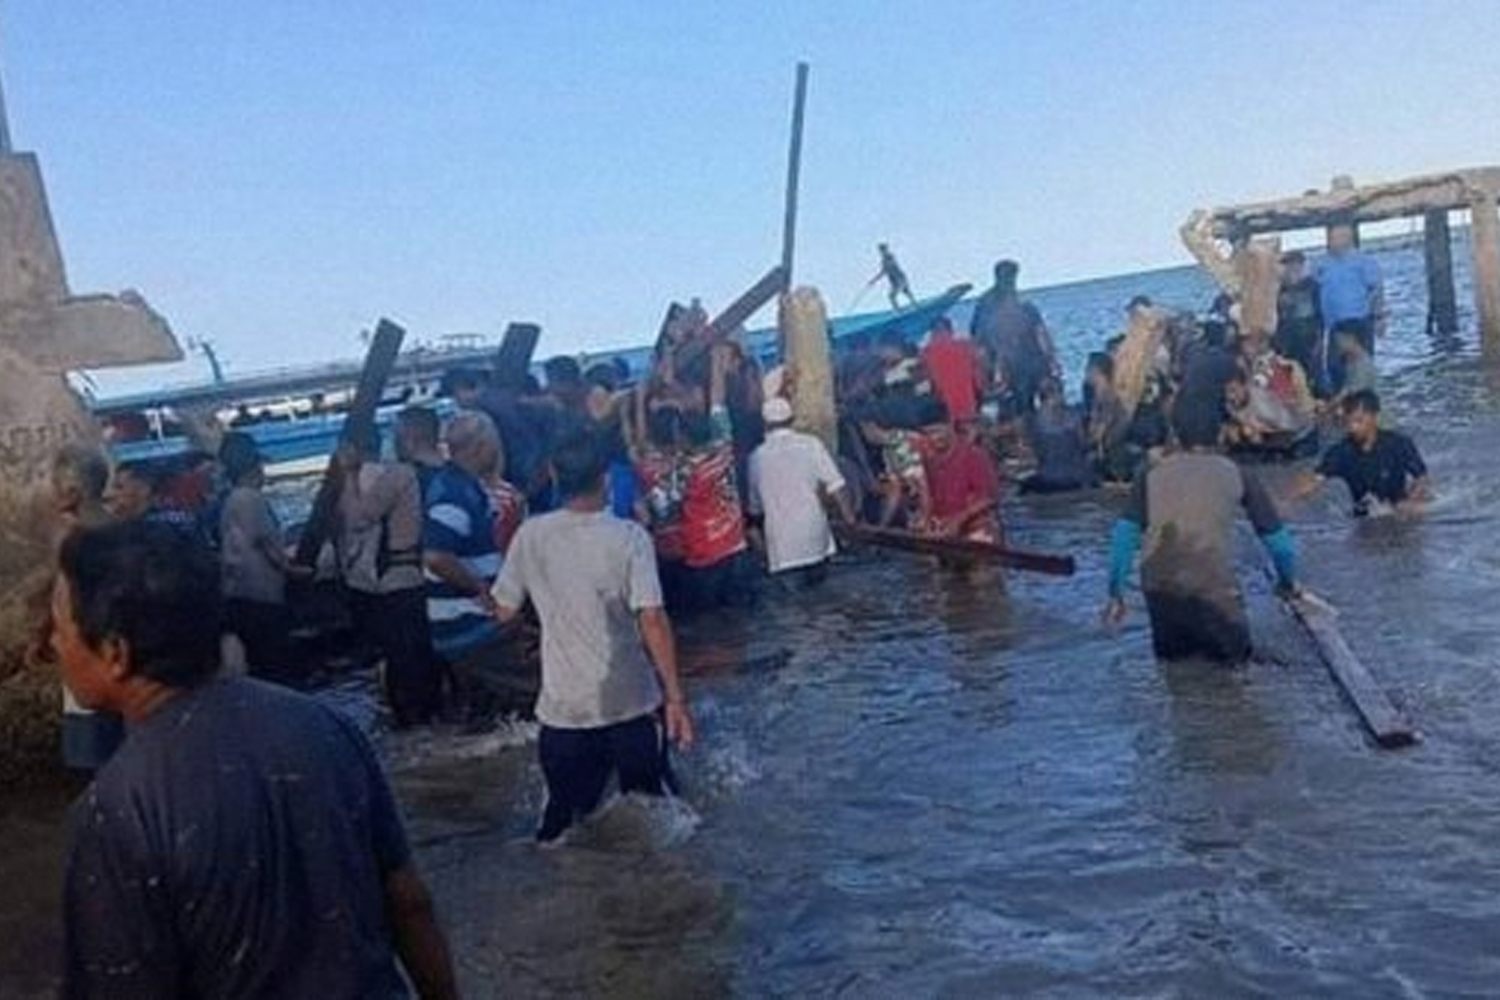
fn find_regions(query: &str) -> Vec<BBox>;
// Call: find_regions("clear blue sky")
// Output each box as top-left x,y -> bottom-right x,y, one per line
5,1 -> 1498,390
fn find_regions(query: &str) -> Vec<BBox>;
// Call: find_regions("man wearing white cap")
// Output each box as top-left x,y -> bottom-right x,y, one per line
747,397 -> 855,588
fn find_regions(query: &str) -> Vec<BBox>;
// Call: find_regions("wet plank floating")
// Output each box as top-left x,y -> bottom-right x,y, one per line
1286,594 -> 1418,749
294,318 -> 406,566
835,523 -> 1076,577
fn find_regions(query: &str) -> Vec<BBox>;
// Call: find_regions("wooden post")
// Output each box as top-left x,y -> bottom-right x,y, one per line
493,321 -> 541,390
0,60 -> 11,155
780,62 -> 809,291
1236,237 -> 1282,342
779,286 -> 836,451
294,319 -> 405,566
1424,210 -> 1458,335
1470,194 -> 1500,357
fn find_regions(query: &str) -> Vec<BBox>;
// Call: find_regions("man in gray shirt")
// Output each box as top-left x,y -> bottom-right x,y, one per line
492,431 -> 695,843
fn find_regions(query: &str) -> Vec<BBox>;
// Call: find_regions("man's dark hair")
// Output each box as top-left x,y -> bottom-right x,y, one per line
1086,352 -> 1115,379
54,444 -> 109,500
681,411 -> 713,448
443,367 -> 488,396
551,429 -> 609,500
584,362 -> 620,392
1342,389 -> 1381,416
1171,393 -> 1225,449
1281,250 -> 1306,266
343,422 -> 382,460
115,459 -> 170,495
993,259 -> 1019,285
918,397 -> 952,427
543,356 -> 583,389
58,521 -> 223,688
397,405 -> 440,447
647,407 -> 684,449
218,431 -> 263,486
1127,294 -> 1154,312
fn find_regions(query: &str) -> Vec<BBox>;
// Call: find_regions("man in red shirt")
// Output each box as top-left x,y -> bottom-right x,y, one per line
921,403 -> 1003,543
921,316 -> 983,426
676,345 -> 757,611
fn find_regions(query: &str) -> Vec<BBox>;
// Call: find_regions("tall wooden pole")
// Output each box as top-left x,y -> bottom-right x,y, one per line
1471,194 -> 1500,358
1423,210 -> 1457,335
0,55 -> 11,154
779,62 -> 809,292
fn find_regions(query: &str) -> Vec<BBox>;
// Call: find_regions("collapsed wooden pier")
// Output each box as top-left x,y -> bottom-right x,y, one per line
1181,167 -> 1500,353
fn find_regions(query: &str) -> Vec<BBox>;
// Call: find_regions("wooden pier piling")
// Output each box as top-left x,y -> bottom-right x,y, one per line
1182,167 -> 1500,358
1423,210 -> 1458,335
1470,193 -> 1500,357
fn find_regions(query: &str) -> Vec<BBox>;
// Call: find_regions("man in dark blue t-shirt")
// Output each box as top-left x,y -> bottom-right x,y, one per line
1296,390 -> 1430,517
52,521 -> 457,999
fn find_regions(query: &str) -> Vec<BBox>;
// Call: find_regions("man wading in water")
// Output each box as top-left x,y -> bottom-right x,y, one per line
53,521 -> 457,998
1103,400 -> 1302,663
491,431 -> 695,843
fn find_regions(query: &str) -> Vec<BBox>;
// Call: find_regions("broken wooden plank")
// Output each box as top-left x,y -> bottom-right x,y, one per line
1286,593 -> 1417,749
294,318 -> 405,566
709,264 -> 789,338
493,321 -> 541,390
835,523 -> 1075,577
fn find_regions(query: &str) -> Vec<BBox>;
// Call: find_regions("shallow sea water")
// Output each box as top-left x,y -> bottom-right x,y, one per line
6,239 -> 1500,998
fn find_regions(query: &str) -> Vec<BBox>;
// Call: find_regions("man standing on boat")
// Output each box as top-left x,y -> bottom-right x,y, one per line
1103,399 -> 1301,663
747,396 -> 855,589
868,243 -> 918,310
970,259 -> 1059,416
491,430 -> 694,843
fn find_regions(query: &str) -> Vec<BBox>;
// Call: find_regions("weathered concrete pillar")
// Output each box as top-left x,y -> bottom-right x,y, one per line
1236,237 -> 1282,341
1471,194 -> 1500,357
1424,209 -> 1458,335
778,286 -> 836,452
0,147 -> 179,787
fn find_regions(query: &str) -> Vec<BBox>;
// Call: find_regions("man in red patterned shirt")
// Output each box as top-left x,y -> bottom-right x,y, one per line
676,345 -> 757,612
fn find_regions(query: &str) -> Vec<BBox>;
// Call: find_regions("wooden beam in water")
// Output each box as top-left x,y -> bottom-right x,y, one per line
1286,595 -> 1417,749
835,523 -> 1076,577
294,318 -> 405,566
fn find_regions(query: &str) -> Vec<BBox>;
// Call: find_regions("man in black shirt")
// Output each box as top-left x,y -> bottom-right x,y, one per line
52,521 -> 457,999
1296,390 -> 1430,517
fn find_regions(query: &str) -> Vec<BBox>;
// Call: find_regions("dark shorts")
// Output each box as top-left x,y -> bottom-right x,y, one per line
676,550 -> 760,615
350,588 -> 439,727
770,560 -> 830,592
225,598 -> 296,685
537,712 -> 674,842
1145,591 -> 1251,664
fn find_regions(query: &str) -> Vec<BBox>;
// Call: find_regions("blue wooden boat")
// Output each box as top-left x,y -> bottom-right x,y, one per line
94,284 -> 974,470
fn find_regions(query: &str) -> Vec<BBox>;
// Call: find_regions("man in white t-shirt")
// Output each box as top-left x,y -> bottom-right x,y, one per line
747,397 -> 855,588
491,430 -> 695,843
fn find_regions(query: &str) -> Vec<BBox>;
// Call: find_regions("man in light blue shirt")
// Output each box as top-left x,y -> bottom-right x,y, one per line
1315,223 -> 1384,390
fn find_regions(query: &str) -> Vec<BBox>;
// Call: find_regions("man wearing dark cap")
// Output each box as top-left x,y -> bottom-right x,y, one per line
1103,399 -> 1301,663
970,259 -> 1058,415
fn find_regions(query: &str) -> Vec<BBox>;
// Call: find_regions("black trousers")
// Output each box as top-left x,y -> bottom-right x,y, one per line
536,713 -> 673,842
225,598 -> 296,685
1145,591 -> 1252,664
350,588 -> 440,727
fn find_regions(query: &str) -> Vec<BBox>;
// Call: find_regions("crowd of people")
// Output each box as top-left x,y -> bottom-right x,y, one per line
36,231 -> 1437,995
